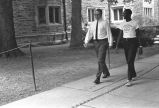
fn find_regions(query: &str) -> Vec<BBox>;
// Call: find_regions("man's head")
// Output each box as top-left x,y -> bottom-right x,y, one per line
123,9 -> 132,20
95,9 -> 102,20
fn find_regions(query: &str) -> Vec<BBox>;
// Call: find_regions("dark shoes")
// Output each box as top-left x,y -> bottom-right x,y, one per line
94,78 -> 100,84
94,73 -> 110,84
102,74 -> 110,78
132,74 -> 137,78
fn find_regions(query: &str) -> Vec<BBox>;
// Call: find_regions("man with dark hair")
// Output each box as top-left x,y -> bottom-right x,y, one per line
84,9 -> 113,84
116,9 -> 141,86
96,9 -> 102,15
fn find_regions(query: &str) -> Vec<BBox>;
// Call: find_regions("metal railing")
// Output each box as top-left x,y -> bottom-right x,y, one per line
0,42 -> 37,91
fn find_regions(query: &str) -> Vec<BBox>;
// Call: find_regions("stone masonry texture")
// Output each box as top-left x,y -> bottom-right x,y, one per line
12,0 -> 159,43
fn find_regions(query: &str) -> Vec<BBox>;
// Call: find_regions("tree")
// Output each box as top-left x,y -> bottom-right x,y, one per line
0,0 -> 23,57
70,0 -> 83,48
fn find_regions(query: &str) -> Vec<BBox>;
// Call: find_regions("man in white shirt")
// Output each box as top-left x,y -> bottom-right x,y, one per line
116,9 -> 140,87
84,9 -> 113,84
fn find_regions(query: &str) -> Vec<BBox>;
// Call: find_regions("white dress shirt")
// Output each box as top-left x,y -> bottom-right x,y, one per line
84,19 -> 113,46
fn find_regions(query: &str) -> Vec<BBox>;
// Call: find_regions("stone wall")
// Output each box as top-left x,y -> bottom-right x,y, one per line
13,0 -> 66,44
13,0 -> 36,37
141,0 -> 159,26
65,0 -> 72,27
65,0 -> 109,29
66,0 -> 159,28
34,0 -> 64,33
12,0 -> 159,43
154,0 -> 159,25
81,0 -> 108,23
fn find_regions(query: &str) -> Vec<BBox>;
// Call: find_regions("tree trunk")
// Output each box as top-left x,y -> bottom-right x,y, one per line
70,0 -> 83,48
0,0 -> 23,57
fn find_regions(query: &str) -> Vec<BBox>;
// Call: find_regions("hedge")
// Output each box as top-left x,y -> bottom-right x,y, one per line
111,26 -> 159,48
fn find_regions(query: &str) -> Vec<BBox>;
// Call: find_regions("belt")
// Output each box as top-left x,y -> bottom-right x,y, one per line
123,38 -> 136,41
94,38 -> 108,41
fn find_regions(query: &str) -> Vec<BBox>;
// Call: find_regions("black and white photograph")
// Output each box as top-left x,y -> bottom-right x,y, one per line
0,0 -> 159,108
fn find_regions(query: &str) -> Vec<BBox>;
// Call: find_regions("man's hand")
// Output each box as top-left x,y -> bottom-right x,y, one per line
109,46 -> 113,49
109,43 -> 113,49
83,43 -> 88,48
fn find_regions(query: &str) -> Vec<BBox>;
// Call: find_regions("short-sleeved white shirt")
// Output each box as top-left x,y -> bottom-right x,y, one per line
119,20 -> 139,38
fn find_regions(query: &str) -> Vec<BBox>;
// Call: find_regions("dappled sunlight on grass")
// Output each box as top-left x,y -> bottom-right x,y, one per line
0,44 -> 159,105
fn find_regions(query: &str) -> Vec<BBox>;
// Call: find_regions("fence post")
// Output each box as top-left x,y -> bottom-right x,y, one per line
29,42 -> 37,91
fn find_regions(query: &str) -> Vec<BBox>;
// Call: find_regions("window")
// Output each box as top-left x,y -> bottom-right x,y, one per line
144,7 -> 152,17
37,6 -> 61,25
87,8 -> 105,22
113,8 -> 123,21
38,6 -> 46,24
144,0 -> 152,4
88,8 -> 95,22
114,9 -> 118,20
119,9 -> 123,20
49,6 -> 61,24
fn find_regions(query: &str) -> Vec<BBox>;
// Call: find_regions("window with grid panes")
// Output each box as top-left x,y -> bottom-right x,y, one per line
49,6 -> 61,24
37,6 -> 61,25
88,8 -> 95,22
38,6 -> 46,24
113,8 -> 123,21
144,7 -> 152,17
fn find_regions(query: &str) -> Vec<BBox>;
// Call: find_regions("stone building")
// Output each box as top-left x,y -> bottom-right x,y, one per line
12,0 -> 159,44
78,0 -> 159,27
13,0 -> 66,44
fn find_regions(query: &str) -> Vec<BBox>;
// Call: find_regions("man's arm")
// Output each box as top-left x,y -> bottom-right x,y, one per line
136,28 -> 143,55
84,26 -> 93,47
107,21 -> 113,47
136,28 -> 142,46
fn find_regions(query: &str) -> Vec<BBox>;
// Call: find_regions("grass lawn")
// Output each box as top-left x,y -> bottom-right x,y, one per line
0,43 -> 159,105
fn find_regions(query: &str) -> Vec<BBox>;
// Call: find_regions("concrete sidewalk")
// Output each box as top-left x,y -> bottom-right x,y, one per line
1,54 -> 159,108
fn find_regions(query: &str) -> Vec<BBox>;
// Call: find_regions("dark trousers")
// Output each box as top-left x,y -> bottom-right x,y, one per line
94,39 -> 109,78
123,38 -> 138,80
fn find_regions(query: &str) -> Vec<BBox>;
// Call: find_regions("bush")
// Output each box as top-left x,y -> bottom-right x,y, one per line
140,26 -> 156,47
111,26 -> 157,48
